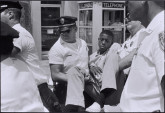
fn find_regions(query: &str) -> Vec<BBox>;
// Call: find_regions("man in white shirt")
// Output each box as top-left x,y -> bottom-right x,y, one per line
118,20 -> 145,74
0,1 -> 61,112
0,21 -> 45,112
120,1 -> 164,112
49,16 -> 89,112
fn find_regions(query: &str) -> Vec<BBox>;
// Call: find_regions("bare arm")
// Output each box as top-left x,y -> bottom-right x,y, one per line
50,64 -> 68,83
119,48 -> 138,71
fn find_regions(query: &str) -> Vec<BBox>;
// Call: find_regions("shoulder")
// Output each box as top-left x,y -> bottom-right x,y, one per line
80,39 -> 87,46
49,39 -> 63,55
110,43 -> 121,50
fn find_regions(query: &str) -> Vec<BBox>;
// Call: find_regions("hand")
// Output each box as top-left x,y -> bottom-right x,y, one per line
84,74 -> 90,82
90,65 -> 102,76
126,48 -> 138,62
119,48 -> 138,71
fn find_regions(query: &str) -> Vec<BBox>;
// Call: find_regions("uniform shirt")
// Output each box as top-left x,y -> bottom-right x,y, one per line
12,24 -> 48,85
120,11 -> 164,112
89,43 -> 120,82
49,37 -> 89,73
118,28 -> 145,74
1,58 -> 44,112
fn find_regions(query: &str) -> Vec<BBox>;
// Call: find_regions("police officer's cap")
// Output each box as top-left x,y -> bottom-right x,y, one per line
0,22 -> 19,39
0,1 -> 22,12
55,16 -> 77,32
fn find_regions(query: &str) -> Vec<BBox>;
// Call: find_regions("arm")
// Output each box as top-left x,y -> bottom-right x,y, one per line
119,48 -> 138,71
50,64 -> 68,83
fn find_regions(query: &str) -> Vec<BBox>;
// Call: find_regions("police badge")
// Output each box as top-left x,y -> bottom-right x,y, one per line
159,31 -> 164,52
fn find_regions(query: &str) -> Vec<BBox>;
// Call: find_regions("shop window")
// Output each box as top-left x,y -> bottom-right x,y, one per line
102,10 -> 124,44
79,8 -> 93,55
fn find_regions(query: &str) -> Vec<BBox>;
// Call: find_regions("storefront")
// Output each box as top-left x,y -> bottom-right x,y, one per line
21,1 -> 126,60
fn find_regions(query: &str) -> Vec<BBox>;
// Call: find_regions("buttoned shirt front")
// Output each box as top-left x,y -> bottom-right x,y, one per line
120,11 -> 164,112
1,58 -> 44,112
49,37 -> 89,73
12,24 -> 48,85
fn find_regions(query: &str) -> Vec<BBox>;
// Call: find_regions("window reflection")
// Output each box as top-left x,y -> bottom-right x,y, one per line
41,7 -> 60,26
103,10 -> 124,26
79,10 -> 92,26
79,28 -> 92,44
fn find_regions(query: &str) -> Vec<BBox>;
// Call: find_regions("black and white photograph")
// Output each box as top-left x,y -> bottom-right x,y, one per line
0,0 -> 164,112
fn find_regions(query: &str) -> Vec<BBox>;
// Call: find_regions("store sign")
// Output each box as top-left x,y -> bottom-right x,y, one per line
79,2 -> 93,9
103,2 -> 124,8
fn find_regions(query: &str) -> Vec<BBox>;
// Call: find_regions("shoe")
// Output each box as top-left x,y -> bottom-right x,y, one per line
86,102 -> 101,112
78,106 -> 85,112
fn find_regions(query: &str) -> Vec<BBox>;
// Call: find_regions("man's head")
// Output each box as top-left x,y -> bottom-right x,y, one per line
55,16 -> 77,43
0,1 -> 22,26
126,1 -> 164,27
0,22 -> 19,56
98,30 -> 114,54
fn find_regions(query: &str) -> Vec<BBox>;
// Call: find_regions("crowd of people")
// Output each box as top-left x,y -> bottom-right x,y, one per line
0,1 -> 164,112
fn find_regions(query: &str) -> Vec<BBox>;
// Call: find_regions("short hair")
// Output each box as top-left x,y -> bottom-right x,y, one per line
4,8 -> 22,21
100,30 -> 114,42
153,1 -> 165,9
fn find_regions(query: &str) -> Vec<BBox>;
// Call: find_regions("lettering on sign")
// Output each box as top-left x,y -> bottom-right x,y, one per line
103,2 -> 124,8
79,2 -> 93,9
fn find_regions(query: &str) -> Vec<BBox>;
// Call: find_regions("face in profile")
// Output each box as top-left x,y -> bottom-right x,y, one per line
61,25 -> 77,42
98,33 -> 113,53
127,1 -> 148,23
126,21 -> 141,32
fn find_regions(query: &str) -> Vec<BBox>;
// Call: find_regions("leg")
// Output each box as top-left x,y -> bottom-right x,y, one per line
65,67 -> 85,107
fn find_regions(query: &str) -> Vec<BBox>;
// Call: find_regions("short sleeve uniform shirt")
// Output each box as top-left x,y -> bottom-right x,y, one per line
49,37 -> 89,73
120,11 -> 164,112
12,24 -> 48,85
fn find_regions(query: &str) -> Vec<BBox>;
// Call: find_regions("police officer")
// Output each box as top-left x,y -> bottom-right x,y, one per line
120,1 -> 164,112
49,16 -> 89,112
0,1 -> 61,112
1,22 -> 45,112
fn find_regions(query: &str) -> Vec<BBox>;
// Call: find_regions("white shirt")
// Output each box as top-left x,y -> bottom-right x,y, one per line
89,43 -> 121,82
1,58 -> 44,112
118,28 -> 145,74
49,37 -> 89,73
120,11 -> 164,112
12,24 -> 48,85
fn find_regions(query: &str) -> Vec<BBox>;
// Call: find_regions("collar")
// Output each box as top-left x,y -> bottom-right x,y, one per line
146,10 -> 164,34
12,23 -> 21,29
59,37 -> 80,45
97,48 -> 109,56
